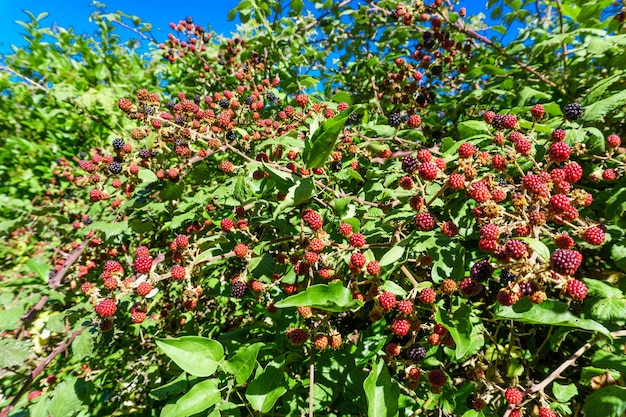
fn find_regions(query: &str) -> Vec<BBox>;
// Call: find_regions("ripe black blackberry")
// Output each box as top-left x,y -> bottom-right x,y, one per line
388,112 -> 402,127
174,139 -> 186,147
563,103 -> 583,121
424,38 -> 436,50
491,114 -> 505,130
330,161 -> 343,172
402,155 -> 419,174
518,280 -> 536,296
219,98 -> 230,108
112,138 -> 125,150
266,92 -> 276,101
231,281 -> 247,298
347,112 -> 361,125
244,96 -> 254,106
108,161 -> 122,174
83,217 -> 93,225
185,16 -> 193,24
175,115 -> 185,125
193,94 -> 201,104
470,260 -> 493,282
138,149 -> 151,159
226,131 -> 236,141
143,106 -> 154,116
407,344 -> 426,361
500,269 -> 516,286
166,100 -> 176,109
431,65 -> 443,76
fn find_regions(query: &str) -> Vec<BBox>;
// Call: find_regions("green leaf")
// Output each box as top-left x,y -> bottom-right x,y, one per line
85,221 -> 128,240
303,107 -> 355,168
161,379 -> 220,417
378,240 -> 407,267
552,382 -> 578,402
589,297 -> 626,322
234,171 -> 248,204
150,373 -> 188,401
582,386 -> 626,417
245,357 -> 287,413
0,339 -> 30,367
72,330 -> 94,360
592,350 -> 626,375
223,343 -> 263,385
363,358 -> 399,417
331,91 -> 352,105
492,298 -> 611,337
26,259 -> 49,283
516,237 -> 550,262
457,120 -> 490,138
274,281 -> 362,312
584,90 -> 626,122
48,378 -> 82,417
156,337 -> 224,377
0,306 -> 25,331
436,305 -> 476,360
274,177 -> 315,217
584,279 -> 623,298
138,168 -> 158,183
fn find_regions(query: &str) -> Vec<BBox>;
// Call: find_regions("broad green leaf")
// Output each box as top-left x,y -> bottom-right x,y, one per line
589,297 -> 626,322
436,305 -> 476,360
72,330 -> 94,360
0,306 -> 25,331
552,382 -> 578,402
234,171 -> 248,204
592,350 -> 626,375
584,90 -> 626,122
582,386 -> 626,417
138,168 -> 158,183
457,120 -> 490,138
0,339 -> 30,367
161,379 -> 220,417
303,107 -> 355,168
245,357 -> 287,413
149,373 -> 188,401
26,259 -> 49,283
379,242 -> 407,267
331,91 -> 352,105
223,343 -> 263,385
584,279 -> 623,298
363,358 -> 399,417
156,337 -> 224,377
379,280 -> 407,297
274,177 -> 315,217
85,221 -> 128,240
610,243 -> 626,271
48,378 -> 82,417
492,298 -> 611,337
274,281 -> 362,312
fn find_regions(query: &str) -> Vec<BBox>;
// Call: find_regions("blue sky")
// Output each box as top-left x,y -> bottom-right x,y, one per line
0,1 -> 504,55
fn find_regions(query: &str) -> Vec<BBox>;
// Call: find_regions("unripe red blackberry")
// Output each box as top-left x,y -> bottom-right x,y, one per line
554,234 -> 575,249
221,218 -> 234,232
417,149 -> 432,163
135,246 -> 150,258
419,288 -> 436,303
312,334 -> 328,350
366,261 -> 381,276
479,223 -> 499,240
130,304 -> 147,324
409,194 -> 424,211
458,142 -> 475,158
418,162 -> 438,180
515,138 -> 532,155
504,387 -> 523,404
136,281 -> 152,296
530,103 -> 545,121
501,114 -> 518,129
286,327 -> 308,345
407,114 -> 421,128
602,168 -> 617,181
397,299 -> 413,314
378,291 -> 397,310
118,98 -> 133,112
349,233 -> 366,248
95,299 -> 117,317
399,176 -> 414,189
134,256 -> 153,274
440,221 -> 458,237
350,252 -> 366,269
384,343 -> 401,357
538,407 -> 557,417
549,194 -> 570,211
234,243 -> 248,258
448,173 -> 465,189
309,238 -> 325,252
505,240 -> 527,259
484,110 -> 496,124
551,249 -> 582,275
415,212 -> 435,231
496,288 -> 519,306
583,227 -> 605,245
171,265 -> 186,280
551,128 -> 566,142
563,162 -> 583,183
478,238 -> 498,253
338,222 -> 353,237
606,134 -> 621,148
566,279 -> 588,300
392,317 -> 411,336
548,142 -> 571,163
441,279 -> 457,294
302,209 -> 323,230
